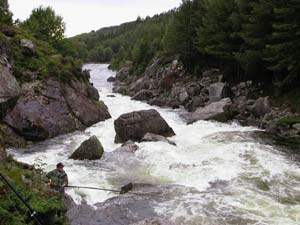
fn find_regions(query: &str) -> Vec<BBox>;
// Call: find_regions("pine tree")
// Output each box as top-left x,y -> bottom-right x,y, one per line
196,0 -> 242,61
265,0 -> 300,86
235,0 -> 274,81
0,0 -> 12,24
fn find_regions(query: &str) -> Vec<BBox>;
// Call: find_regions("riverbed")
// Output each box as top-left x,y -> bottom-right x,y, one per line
8,64 -> 300,225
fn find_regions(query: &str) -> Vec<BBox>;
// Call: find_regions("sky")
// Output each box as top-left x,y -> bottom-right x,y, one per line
9,0 -> 181,37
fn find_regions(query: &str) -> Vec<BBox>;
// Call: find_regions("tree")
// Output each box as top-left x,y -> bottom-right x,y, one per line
196,0 -> 242,61
0,0 -> 12,24
235,0 -> 274,81
21,6 -> 65,44
265,0 -> 300,86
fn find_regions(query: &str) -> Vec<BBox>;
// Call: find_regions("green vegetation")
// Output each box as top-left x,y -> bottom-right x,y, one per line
20,6 -> 65,45
66,0 -> 300,93
0,157 -> 66,225
277,116 -> 300,127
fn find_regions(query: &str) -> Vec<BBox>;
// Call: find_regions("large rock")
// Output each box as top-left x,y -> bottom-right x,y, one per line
293,123 -> 300,131
70,136 -> 104,160
251,97 -> 271,118
131,90 -> 155,101
142,133 -> 176,146
188,98 -> 232,124
0,135 -> 6,161
208,82 -> 229,102
0,57 -> 20,118
4,78 -> 110,141
114,140 -> 139,153
64,81 -> 111,127
114,109 -> 175,143
20,39 -> 35,55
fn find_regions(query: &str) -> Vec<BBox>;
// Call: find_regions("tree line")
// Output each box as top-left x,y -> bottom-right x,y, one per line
67,0 -> 300,91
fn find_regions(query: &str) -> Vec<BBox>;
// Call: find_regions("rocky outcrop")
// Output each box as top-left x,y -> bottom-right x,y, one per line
114,109 -> 175,143
70,136 -> 104,160
188,98 -> 232,124
251,97 -> 271,118
0,56 -> 20,118
4,78 -> 111,141
142,133 -> 176,146
20,39 -> 35,55
131,90 -> 155,101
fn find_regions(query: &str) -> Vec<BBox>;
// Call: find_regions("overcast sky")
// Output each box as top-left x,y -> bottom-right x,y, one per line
9,0 -> 181,37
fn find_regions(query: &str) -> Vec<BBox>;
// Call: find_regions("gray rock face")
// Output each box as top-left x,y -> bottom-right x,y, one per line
189,98 -> 232,124
208,82 -> 228,102
4,78 -> 111,141
131,90 -> 155,101
142,133 -> 176,146
114,109 -> 175,143
70,136 -> 104,160
251,97 -> 271,118
0,57 -> 20,118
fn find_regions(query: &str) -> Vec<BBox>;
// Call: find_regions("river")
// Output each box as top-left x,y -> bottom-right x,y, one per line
8,64 -> 300,225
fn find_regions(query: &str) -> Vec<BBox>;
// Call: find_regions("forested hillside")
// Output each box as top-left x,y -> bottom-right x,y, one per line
68,0 -> 300,95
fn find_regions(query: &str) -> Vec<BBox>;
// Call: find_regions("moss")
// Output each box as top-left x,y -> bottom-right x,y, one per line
277,115 -> 300,127
0,157 -> 67,225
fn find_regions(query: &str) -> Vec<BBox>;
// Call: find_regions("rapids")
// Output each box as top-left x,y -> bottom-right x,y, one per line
8,64 -> 300,225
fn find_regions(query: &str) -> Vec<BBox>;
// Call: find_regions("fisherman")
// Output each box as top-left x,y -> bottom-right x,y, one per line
47,163 -> 68,194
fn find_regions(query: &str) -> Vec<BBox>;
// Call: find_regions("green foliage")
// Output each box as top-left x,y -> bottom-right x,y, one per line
277,116 -> 300,127
20,6 -> 65,44
0,158 -> 66,225
0,0 -> 12,24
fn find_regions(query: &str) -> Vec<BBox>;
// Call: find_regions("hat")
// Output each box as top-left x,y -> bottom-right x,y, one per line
56,162 -> 64,168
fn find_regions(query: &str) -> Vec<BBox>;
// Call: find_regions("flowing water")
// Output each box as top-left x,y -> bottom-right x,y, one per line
8,64 -> 300,225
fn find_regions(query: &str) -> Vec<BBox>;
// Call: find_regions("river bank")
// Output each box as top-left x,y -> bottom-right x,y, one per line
8,64 -> 300,225
111,58 -> 300,150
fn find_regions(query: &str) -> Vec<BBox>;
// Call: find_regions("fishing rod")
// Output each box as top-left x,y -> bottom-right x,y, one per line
0,172 -> 44,225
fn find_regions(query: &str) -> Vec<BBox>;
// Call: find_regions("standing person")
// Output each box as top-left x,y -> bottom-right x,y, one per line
47,163 -> 68,193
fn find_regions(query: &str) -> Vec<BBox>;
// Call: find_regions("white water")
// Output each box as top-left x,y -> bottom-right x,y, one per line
9,64 -> 300,224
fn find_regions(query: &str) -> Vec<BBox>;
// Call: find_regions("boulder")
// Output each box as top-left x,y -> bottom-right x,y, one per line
188,98 -> 232,124
179,90 -> 189,104
70,136 -> 104,160
0,57 -> 20,118
116,65 -> 131,81
208,82 -> 229,102
142,133 -> 176,146
131,90 -> 155,101
4,78 -> 111,141
20,39 -> 35,55
115,140 -> 139,153
64,84 -> 111,127
114,109 -> 175,143
293,123 -> 300,131
251,97 -> 271,118
107,76 -> 116,82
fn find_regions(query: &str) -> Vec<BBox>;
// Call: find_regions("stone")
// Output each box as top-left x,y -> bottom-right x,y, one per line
114,140 -> 139,153
70,136 -> 104,160
179,90 -> 189,104
131,90 -> 155,101
107,76 -> 116,82
251,97 -> 271,118
107,95 -> 116,98
114,109 -> 175,143
142,133 -> 176,146
188,98 -> 232,124
208,82 -> 229,102
293,123 -> 300,131
20,39 -> 35,55
0,57 -> 20,118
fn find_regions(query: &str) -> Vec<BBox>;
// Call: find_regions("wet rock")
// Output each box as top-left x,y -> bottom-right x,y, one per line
70,136 -> 104,160
131,90 -> 155,101
251,97 -> 271,118
0,123 -> 26,148
0,56 -> 20,118
107,76 -> 116,82
142,133 -> 176,146
116,140 -> 139,153
107,95 -> 116,98
64,84 -> 111,127
116,64 -> 132,81
114,109 -> 175,143
148,98 -> 168,107
188,98 -> 232,124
